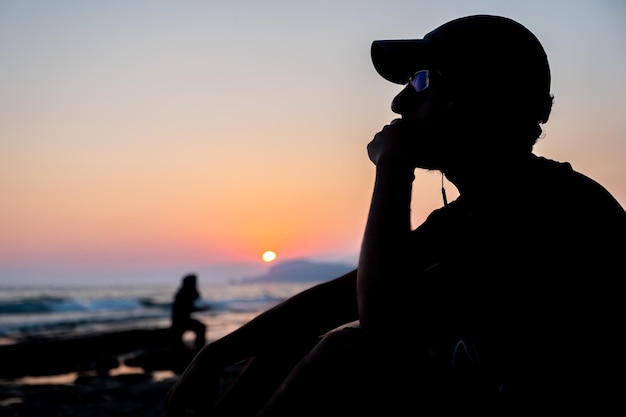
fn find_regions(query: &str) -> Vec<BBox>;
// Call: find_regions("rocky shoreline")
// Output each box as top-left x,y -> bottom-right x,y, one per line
0,372 -> 177,417
0,327 -> 204,417
0,327 -> 190,378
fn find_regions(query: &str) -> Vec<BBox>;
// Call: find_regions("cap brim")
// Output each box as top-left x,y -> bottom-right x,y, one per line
371,39 -> 436,84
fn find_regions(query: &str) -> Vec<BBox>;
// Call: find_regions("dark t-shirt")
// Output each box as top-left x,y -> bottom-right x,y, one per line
404,155 -> 625,410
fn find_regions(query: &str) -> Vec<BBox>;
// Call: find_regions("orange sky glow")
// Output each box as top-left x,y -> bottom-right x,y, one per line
1,1 -> 624,285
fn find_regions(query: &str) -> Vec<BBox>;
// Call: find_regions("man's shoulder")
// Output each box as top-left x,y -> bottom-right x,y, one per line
532,155 -> 624,213
417,198 -> 470,234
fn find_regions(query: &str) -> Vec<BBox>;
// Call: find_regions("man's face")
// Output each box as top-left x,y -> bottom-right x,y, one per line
389,77 -> 460,171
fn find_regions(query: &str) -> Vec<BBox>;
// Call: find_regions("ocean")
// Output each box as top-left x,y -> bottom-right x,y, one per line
0,280 -> 318,346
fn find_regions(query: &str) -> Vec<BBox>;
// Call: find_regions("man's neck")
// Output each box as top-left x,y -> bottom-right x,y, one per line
444,153 -> 535,198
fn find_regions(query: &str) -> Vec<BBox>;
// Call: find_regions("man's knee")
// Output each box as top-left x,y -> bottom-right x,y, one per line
316,324 -> 363,353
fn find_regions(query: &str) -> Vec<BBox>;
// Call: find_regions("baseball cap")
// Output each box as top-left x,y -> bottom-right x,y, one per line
371,15 -> 551,99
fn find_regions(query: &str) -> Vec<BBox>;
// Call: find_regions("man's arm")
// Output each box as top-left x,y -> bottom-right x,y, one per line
164,269 -> 358,417
223,269 -> 359,352
357,121 -> 417,333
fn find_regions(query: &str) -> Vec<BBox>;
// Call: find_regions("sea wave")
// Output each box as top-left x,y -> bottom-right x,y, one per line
0,296 -> 152,315
0,282 -> 311,341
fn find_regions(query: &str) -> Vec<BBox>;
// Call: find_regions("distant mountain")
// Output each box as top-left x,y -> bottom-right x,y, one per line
238,259 -> 355,284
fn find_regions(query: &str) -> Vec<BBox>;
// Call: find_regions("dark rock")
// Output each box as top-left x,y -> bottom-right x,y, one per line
0,327 -> 178,378
124,346 -> 198,374
0,375 -> 177,417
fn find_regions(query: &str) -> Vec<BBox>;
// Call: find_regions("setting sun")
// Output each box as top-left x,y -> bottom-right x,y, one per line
261,250 -> 277,263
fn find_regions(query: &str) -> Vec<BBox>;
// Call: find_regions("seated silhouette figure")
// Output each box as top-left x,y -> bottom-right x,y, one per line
164,15 -> 625,417
171,273 -> 207,350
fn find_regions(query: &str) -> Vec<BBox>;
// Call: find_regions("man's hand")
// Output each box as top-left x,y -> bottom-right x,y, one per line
368,118 -> 423,169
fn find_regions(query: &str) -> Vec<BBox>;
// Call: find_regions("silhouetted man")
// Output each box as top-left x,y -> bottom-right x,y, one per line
165,15 -> 625,417
171,273 -> 207,350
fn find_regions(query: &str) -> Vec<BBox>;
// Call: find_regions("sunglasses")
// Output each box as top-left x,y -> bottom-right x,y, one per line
408,70 -> 438,93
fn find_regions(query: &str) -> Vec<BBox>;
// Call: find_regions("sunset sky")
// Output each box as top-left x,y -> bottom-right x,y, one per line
1,1 -> 624,285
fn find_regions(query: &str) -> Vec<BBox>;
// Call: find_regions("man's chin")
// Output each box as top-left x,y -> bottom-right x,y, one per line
414,159 -> 442,171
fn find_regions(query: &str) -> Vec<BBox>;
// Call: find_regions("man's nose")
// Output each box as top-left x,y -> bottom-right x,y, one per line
390,85 -> 416,115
